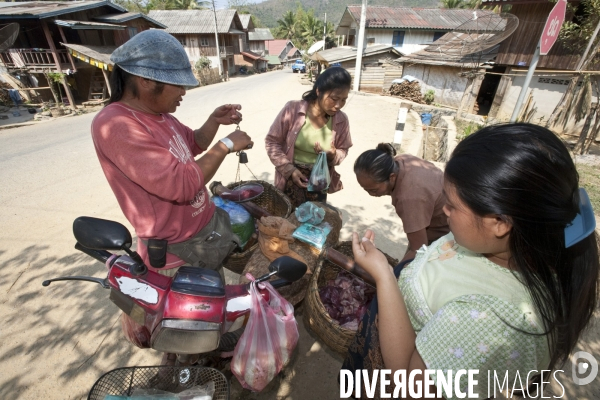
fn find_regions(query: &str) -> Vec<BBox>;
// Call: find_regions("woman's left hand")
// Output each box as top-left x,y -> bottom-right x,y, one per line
211,104 -> 242,125
352,230 -> 394,283
314,141 -> 336,162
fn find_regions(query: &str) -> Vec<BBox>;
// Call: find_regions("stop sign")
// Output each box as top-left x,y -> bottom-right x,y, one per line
540,0 -> 567,55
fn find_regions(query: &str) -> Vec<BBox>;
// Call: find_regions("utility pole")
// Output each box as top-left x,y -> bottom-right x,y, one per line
353,0 -> 367,91
323,13 -> 327,51
211,0 -> 223,77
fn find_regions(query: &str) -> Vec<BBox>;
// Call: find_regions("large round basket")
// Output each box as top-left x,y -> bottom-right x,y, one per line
303,241 -> 398,356
222,180 -> 292,274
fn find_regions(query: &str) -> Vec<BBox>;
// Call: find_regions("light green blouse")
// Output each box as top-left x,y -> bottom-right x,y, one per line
293,118 -> 332,164
399,233 -> 551,399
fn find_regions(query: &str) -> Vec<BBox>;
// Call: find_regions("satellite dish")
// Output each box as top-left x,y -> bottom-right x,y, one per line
307,40 -> 325,55
0,23 -> 19,52
425,12 -> 519,56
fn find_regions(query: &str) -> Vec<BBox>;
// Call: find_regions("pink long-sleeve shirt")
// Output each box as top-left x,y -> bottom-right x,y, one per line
91,103 -> 215,269
265,100 -> 352,193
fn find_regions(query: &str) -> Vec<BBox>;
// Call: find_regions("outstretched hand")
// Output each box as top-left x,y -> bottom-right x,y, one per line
212,104 -> 242,125
352,230 -> 394,283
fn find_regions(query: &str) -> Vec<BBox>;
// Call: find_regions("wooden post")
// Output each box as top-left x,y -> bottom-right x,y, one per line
57,25 -> 76,72
102,68 -> 111,97
41,20 -> 76,110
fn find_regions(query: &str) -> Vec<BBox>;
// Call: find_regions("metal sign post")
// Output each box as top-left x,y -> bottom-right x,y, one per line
510,0 -> 567,122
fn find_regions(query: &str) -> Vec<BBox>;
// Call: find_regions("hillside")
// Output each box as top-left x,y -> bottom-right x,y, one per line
246,0 -> 442,29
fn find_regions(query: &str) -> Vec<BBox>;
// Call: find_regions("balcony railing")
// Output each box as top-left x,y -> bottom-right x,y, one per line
222,46 -> 234,56
0,48 -> 70,70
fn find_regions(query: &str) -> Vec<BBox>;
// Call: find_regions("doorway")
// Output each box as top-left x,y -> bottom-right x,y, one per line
476,66 -> 506,116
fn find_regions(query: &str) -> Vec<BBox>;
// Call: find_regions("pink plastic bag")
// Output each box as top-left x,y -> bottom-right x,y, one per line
231,274 -> 299,392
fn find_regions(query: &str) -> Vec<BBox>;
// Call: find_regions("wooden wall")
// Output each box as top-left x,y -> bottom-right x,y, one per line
496,3 -> 581,70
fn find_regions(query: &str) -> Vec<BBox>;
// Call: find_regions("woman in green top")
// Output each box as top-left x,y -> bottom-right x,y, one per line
265,67 -> 353,208
342,124 -> 600,398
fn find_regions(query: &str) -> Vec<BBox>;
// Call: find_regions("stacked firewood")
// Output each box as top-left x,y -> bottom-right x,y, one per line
388,81 -> 425,103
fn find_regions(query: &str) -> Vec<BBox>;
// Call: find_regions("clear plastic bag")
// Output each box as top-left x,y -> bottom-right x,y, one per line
292,222 -> 332,250
295,202 -> 325,225
307,151 -> 331,192
231,274 -> 299,392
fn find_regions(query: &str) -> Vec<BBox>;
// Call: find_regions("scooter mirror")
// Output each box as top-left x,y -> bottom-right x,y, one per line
73,216 -> 133,251
268,256 -> 307,282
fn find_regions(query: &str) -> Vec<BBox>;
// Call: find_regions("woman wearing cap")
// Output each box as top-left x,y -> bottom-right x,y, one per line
354,143 -> 449,262
265,67 -> 353,208
92,29 -> 253,279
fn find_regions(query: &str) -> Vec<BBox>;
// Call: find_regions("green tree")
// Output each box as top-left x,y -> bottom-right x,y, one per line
276,10 -> 298,40
301,12 -> 323,46
167,0 -> 210,10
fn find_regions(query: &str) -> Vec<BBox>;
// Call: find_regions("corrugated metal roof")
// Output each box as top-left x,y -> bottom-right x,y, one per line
94,12 -> 167,29
311,44 -> 403,63
55,19 -> 125,30
148,9 -> 239,34
264,55 -> 281,65
248,28 -> 273,41
345,6 -> 496,30
239,14 -> 250,29
0,1 -> 125,19
62,42 -> 115,65
241,51 -> 263,60
265,39 -> 291,58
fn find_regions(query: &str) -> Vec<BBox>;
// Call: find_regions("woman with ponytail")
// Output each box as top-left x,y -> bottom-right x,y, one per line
265,67 -> 352,208
342,123 -> 600,398
354,144 -> 449,262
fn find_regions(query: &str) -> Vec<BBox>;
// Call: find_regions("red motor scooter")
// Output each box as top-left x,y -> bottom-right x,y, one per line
43,216 -> 307,366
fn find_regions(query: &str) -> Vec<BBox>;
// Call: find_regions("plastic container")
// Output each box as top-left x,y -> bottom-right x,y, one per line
420,113 -> 432,126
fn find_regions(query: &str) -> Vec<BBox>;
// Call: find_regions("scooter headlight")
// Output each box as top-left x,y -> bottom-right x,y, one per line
151,320 -> 221,354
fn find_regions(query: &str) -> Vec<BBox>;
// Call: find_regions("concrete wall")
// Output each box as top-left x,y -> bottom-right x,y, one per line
495,75 -> 574,126
402,64 -> 469,108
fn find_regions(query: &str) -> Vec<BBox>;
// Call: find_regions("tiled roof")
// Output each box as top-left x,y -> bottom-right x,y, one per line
148,9 -> 239,34
248,28 -> 274,41
345,6 -> 496,30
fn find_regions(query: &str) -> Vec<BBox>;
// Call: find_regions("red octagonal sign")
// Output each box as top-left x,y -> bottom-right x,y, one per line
540,0 -> 568,55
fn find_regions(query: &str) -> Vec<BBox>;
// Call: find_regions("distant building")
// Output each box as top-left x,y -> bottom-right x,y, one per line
149,9 -> 245,76
336,6 -> 496,55
266,39 -> 300,65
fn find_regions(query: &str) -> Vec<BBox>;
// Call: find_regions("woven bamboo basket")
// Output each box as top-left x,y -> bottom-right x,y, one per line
303,241 -> 398,356
222,180 -> 292,274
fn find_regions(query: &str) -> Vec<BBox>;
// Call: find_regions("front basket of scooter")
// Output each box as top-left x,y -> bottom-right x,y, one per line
87,366 -> 229,400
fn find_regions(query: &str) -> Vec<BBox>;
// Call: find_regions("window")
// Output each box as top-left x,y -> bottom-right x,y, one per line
127,27 -> 138,39
178,36 -> 186,46
200,36 -> 210,47
392,30 -> 405,46
367,38 -> 375,44
433,32 -> 445,42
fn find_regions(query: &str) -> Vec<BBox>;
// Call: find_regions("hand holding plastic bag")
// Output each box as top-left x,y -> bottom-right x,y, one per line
307,151 -> 330,192
231,274 -> 299,392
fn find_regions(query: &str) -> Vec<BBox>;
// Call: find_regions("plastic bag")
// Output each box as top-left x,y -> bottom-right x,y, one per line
307,151 -> 330,192
213,196 -> 255,248
231,274 -> 299,392
295,202 -> 325,225
292,222 -> 332,250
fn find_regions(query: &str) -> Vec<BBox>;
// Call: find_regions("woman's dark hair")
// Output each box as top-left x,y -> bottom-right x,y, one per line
354,143 -> 399,182
302,67 -> 351,103
445,122 -> 599,370
107,65 -> 138,105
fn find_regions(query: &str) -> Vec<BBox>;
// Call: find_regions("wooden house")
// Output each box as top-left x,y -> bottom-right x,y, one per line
477,0 -> 587,126
148,9 -> 244,76
0,1 -> 165,105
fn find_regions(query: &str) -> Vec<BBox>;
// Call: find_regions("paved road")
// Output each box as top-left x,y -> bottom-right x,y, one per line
0,70 -> 408,399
